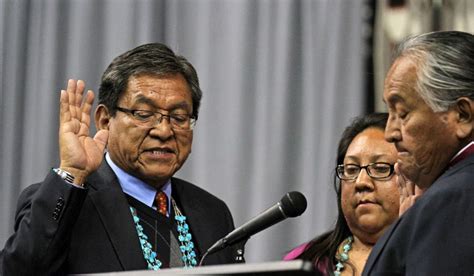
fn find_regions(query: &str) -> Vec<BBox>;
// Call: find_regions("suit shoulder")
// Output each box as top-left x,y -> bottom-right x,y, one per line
401,163 -> 474,229
171,177 -> 227,206
422,164 -> 474,204
436,155 -> 474,191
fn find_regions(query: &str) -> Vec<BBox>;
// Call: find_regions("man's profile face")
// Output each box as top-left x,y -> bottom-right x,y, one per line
105,73 -> 194,188
383,56 -> 458,189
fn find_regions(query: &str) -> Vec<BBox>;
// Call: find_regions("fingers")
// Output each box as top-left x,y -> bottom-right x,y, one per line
395,163 -> 408,198
414,185 -> 425,197
59,89 -> 70,124
64,79 -> 87,119
397,163 -> 416,197
61,79 -> 91,117
73,80 -> 86,120
396,162 -> 422,216
76,80 -> 85,107
78,90 -> 95,136
405,178 -> 415,197
81,90 -> 95,116
66,79 -> 78,119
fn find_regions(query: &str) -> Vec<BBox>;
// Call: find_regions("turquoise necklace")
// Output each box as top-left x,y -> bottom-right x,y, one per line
334,236 -> 353,276
129,199 -> 197,270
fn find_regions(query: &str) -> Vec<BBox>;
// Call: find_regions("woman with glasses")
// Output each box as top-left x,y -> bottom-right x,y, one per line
284,113 -> 400,276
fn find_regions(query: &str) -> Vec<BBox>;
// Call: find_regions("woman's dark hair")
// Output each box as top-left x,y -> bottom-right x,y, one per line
295,112 -> 389,274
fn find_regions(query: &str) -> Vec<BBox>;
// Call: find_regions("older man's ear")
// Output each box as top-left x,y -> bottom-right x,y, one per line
453,97 -> 474,140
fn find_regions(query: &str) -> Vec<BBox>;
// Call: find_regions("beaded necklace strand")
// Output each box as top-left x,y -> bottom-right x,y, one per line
129,198 -> 197,270
334,236 -> 353,276
173,199 -> 198,267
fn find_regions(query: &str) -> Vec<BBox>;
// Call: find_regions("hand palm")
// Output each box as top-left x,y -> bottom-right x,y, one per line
59,80 -> 108,183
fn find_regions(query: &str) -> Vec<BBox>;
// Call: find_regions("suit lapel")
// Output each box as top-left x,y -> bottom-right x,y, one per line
87,162 -> 147,270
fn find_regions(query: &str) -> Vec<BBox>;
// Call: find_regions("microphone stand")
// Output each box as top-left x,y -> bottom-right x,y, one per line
198,191 -> 307,266
234,239 -> 247,263
198,237 -> 249,266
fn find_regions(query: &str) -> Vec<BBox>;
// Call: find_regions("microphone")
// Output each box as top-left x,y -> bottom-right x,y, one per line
200,191 -> 307,264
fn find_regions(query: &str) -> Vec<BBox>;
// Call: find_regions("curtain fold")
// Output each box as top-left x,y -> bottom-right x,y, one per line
0,0 -> 366,262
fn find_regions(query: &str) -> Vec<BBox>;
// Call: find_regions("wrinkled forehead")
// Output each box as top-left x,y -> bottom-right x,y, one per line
383,57 -> 420,105
120,74 -> 193,109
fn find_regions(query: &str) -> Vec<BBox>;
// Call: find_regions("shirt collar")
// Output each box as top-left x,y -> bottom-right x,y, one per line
105,153 -> 171,215
449,141 -> 474,167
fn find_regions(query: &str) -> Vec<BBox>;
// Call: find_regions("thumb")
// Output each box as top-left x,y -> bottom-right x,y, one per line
94,129 -> 109,152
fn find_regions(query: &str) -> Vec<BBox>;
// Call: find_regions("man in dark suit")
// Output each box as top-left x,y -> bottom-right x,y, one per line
0,43 -> 241,274
363,31 -> 474,275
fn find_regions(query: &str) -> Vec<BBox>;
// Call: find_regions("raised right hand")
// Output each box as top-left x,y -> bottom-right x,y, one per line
58,79 -> 109,185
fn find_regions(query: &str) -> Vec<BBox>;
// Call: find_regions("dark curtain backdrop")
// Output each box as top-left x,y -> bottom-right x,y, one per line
0,0 -> 367,262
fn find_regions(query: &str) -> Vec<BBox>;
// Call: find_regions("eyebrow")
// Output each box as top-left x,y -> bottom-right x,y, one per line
343,156 -> 360,163
133,95 -> 156,107
370,154 -> 394,160
385,93 -> 406,106
344,154 -> 393,163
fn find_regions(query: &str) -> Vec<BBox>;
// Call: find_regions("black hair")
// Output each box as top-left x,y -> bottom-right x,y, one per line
98,43 -> 202,119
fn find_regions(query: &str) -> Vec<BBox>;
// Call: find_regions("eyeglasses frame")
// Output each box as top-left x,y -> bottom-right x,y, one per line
335,162 -> 395,181
115,106 -> 196,131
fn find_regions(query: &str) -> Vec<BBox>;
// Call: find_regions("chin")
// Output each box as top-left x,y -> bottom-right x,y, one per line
397,159 -> 419,179
399,164 -> 420,182
357,216 -> 385,231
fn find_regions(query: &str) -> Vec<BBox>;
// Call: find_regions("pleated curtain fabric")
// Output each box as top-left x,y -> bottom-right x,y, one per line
0,0 -> 367,262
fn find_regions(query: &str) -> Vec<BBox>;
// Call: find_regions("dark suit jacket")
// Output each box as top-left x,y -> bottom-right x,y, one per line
363,154 -> 474,275
0,162 -> 240,275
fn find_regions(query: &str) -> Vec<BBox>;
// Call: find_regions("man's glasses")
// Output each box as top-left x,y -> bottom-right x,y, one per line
336,162 -> 395,181
116,107 -> 196,130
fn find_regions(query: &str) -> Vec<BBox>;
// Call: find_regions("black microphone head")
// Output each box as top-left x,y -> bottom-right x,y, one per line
280,191 -> 307,217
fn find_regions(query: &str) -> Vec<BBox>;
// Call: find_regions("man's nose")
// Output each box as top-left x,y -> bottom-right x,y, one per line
149,115 -> 174,139
385,117 -> 401,143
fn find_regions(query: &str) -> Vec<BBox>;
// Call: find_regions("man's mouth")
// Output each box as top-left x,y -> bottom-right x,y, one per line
143,147 -> 176,156
397,151 -> 410,158
395,144 -> 409,155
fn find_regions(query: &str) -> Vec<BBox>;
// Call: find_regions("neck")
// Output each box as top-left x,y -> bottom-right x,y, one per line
415,151 -> 454,190
352,235 -> 374,253
350,236 -> 373,276
417,140 -> 474,189
335,235 -> 372,276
